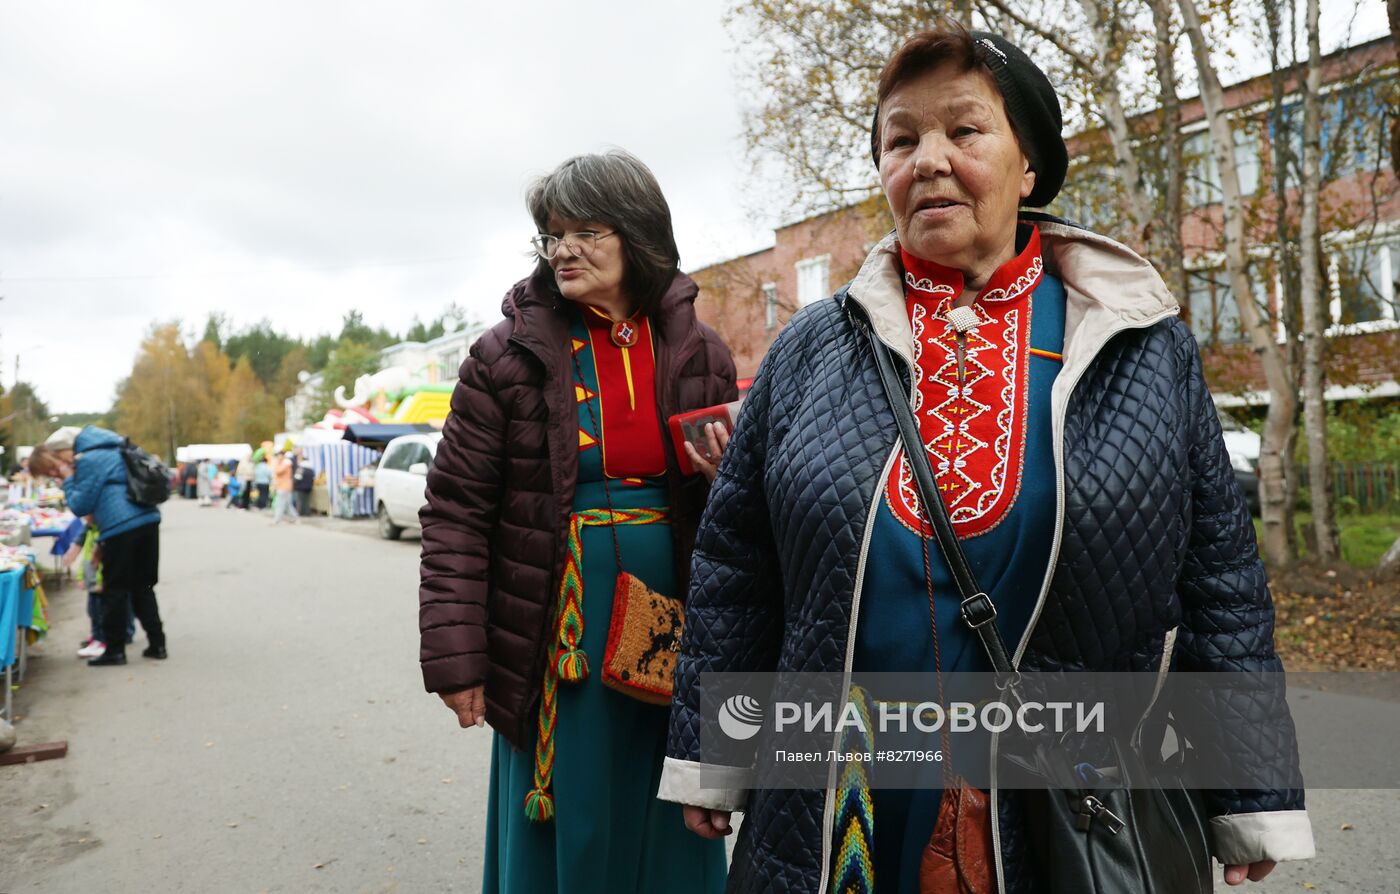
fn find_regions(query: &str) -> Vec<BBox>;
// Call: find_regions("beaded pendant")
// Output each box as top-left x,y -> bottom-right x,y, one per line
610,318 -> 639,348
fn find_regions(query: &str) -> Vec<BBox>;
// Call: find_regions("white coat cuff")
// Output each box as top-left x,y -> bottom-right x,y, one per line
1211,809 -> 1315,864
656,756 -> 751,812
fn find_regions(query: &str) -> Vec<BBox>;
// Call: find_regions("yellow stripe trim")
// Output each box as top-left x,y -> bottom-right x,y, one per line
621,347 -> 636,409
1029,347 -> 1063,362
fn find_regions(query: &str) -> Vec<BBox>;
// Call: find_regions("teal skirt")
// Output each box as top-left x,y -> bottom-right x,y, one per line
482,481 -> 726,893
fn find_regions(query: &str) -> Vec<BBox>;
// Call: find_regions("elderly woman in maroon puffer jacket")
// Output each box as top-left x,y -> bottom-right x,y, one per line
418,150 -> 736,894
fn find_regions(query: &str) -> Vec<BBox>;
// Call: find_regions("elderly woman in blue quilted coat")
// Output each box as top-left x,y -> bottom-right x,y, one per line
31,425 -> 167,666
660,26 -> 1313,894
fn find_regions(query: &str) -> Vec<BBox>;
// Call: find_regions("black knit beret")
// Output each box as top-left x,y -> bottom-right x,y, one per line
869,30 -> 1068,208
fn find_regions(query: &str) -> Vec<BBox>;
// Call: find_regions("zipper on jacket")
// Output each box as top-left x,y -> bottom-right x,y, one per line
988,305 -> 1179,894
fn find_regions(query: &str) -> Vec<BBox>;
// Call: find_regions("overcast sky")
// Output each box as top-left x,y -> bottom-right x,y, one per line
0,1 -> 1388,413
0,1 -> 775,413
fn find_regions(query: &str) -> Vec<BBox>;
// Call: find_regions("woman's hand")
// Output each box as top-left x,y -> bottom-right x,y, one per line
1223,861 -> 1276,885
439,686 -> 486,728
683,422 -> 730,484
682,805 -> 733,839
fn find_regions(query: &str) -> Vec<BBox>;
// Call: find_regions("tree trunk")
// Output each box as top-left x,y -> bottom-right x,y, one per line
1390,0 -> 1400,175
1265,0 -> 1304,558
1178,0 -> 1298,567
1380,530 -> 1400,576
1146,0 -> 1189,307
1298,0 -> 1341,562
1074,0 -> 1156,245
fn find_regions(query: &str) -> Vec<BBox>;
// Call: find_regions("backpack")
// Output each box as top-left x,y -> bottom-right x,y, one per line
293,464 -> 316,489
121,440 -> 172,506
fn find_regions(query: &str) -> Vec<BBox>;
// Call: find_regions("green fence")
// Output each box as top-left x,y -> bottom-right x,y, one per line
1295,463 -> 1400,514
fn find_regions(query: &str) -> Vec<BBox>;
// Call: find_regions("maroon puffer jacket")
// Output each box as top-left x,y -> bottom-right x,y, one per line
418,270 -> 737,750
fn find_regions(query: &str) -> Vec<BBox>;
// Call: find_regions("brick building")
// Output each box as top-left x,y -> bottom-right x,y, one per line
691,36 -> 1398,404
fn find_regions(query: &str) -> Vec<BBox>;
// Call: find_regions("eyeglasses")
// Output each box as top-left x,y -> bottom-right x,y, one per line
530,229 -> 617,260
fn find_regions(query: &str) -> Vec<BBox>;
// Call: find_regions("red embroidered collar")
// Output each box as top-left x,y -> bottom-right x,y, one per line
898,223 -> 1043,308
884,223 -> 1044,538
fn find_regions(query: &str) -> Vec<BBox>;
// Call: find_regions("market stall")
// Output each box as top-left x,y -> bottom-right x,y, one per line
341,423 -> 437,450
175,443 -> 252,463
298,441 -> 383,518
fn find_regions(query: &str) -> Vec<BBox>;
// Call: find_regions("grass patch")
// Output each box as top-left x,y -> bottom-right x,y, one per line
1253,512 -> 1400,568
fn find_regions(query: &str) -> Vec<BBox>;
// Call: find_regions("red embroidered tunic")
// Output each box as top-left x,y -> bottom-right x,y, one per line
883,225 -> 1048,538
575,305 -> 667,480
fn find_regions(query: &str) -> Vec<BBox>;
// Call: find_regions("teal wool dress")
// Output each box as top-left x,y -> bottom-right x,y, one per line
482,305 -> 727,893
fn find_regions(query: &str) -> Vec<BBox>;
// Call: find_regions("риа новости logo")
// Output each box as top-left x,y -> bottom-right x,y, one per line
718,694 -> 763,740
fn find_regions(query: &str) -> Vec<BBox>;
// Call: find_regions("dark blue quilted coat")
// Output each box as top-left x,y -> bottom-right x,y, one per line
662,222 -> 1309,893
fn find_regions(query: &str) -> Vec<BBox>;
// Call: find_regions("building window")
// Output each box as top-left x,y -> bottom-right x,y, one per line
1187,267 -> 1259,347
1056,162 -> 1114,228
1184,125 -> 1260,207
763,282 -> 779,330
1332,237 -> 1400,329
795,255 -> 830,306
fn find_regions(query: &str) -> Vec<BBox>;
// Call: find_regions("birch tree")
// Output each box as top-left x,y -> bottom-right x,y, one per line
1296,0 -> 1342,561
1178,0 -> 1298,566
1146,0 -> 1189,306
1378,0 -> 1400,578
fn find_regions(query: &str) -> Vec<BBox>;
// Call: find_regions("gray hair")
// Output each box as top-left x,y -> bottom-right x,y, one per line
526,150 -> 680,316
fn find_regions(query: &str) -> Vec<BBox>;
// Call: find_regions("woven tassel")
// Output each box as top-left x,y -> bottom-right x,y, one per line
523,787 -> 555,823
556,647 -> 589,682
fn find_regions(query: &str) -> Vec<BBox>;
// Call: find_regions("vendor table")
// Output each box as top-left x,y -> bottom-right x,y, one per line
1,563 -> 37,723
29,528 -> 65,577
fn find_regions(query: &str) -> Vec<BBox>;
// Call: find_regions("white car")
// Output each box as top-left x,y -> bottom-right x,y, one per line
375,432 -> 442,540
1218,410 -> 1261,515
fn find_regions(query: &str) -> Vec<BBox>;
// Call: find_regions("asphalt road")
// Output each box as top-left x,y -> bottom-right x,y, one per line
2,499 -> 490,893
2,499 -> 1398,893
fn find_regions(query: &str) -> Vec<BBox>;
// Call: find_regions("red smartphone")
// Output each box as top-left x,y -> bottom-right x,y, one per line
668,400 -> 744,476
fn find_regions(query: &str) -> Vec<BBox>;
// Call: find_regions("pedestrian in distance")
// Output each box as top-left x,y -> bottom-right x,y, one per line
291,450 -> 316,517
418,149 -> 736,894
181,462 -> 199,499
234,454 -> 254,510
664,24 -> 1312,893
195,459 -> 213,506
29,427 -> 167,666
270,450 -> 298,525
253,455 -> 272,509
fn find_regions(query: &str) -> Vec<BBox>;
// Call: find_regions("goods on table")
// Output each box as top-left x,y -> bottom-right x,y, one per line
0,544 -> 36,573
24,506 -> 73,531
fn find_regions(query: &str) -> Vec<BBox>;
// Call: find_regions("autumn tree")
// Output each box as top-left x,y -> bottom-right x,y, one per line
219,356 -> 276,444
0,382 -> 56,468
113,323 -> 204,462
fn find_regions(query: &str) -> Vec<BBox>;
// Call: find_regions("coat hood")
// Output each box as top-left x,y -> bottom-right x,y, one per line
74,425 -> 124,453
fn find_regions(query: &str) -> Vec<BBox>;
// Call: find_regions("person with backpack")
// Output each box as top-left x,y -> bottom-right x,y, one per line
30,426 -> 168,666
291,450 -> 316,517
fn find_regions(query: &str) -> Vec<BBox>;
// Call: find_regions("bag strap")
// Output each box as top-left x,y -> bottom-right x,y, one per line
856,306 -> 1020,684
